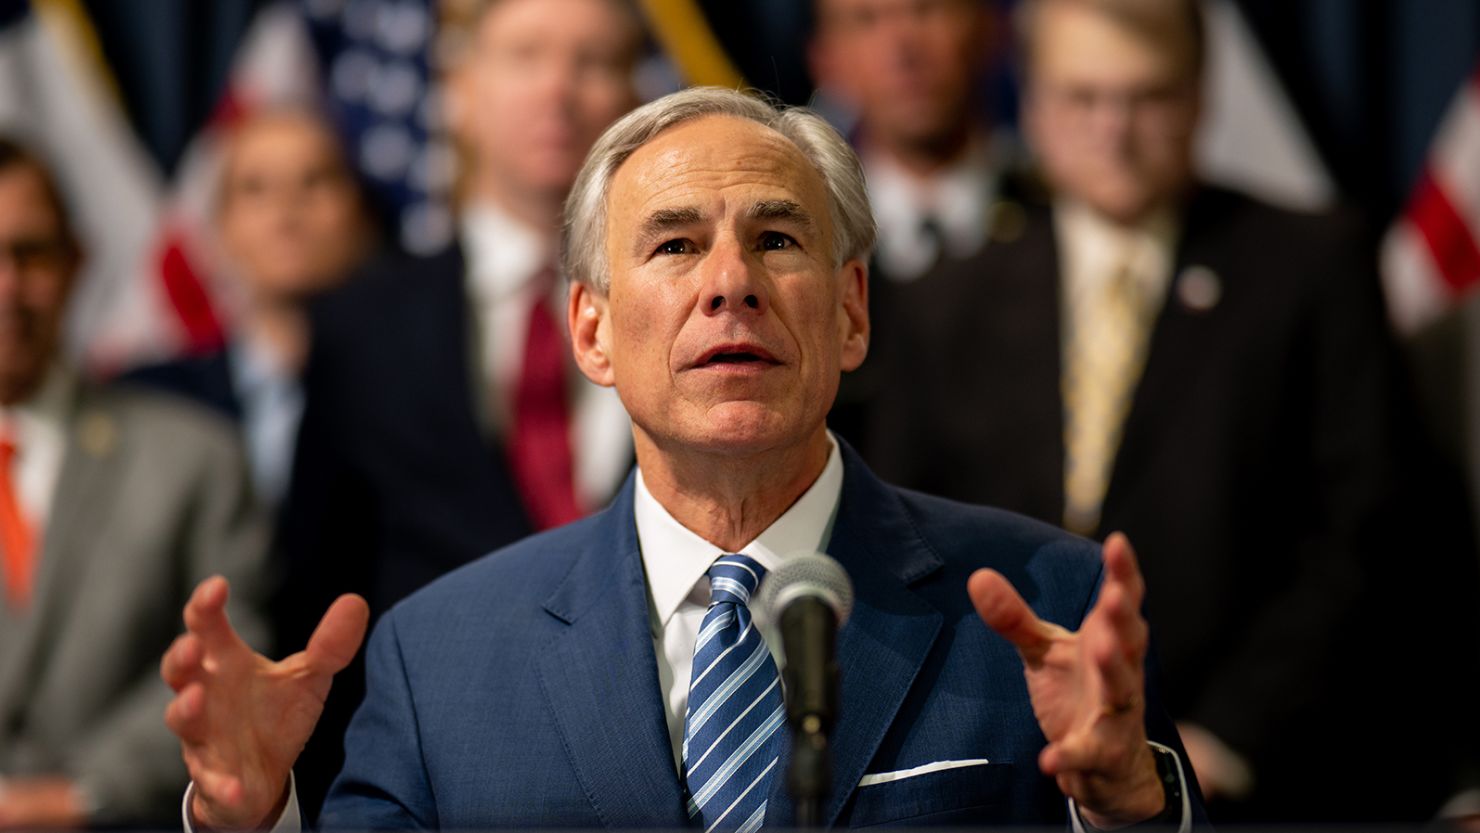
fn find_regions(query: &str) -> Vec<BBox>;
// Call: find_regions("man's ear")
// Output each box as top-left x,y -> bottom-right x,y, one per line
569,279 -> 615,387
838,258 -> 869,373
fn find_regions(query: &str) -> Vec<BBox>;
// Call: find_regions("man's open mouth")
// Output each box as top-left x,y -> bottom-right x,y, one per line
697,345 -> 780,367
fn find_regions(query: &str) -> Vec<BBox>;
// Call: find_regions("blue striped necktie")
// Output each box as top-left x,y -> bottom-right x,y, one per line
683,554 -> 787,833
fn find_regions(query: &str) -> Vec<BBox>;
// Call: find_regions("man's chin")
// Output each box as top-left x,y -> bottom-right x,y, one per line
0,363 -> 45,406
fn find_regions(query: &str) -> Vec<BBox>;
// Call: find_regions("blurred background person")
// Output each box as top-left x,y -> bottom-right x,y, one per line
810,0 -> 1003,288
809,0 -> 1015,440
125,108 -> 374,506
843,0 -> 1480,822
0,135 -> 270,830
273,0 -> 643,817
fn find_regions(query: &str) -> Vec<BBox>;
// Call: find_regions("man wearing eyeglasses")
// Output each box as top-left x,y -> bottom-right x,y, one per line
846,0 -> 1480,823
0,136 -> 269,829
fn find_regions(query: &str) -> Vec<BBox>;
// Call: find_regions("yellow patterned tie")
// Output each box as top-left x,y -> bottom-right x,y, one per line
1061,258 -> 1155,536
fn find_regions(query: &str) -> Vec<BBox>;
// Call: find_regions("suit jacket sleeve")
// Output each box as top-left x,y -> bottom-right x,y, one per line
318,611 -> 437,830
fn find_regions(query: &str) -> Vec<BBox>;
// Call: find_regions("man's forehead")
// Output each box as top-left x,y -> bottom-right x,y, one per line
611,116 -> 828,220
0,168 -> 65,229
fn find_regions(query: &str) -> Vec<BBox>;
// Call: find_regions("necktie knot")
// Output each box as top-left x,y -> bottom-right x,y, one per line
707,555 -> 764,608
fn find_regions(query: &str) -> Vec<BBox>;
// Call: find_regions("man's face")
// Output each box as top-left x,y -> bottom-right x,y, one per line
570,116 -> 869,459
1023,0 -> 1200,223
219,114 -> 366,301
450,0 -> 637,204
812,0 -> 989,154
0,166 -> 77,405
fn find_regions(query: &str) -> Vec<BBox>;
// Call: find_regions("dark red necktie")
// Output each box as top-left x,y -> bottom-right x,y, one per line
509,276 -> 583,529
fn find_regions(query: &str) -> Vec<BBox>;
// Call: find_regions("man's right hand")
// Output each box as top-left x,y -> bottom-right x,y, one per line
162,576 -> 369,831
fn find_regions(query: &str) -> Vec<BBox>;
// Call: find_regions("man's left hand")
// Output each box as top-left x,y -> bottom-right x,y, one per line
968,532 -> 1165,829
0,777 -> 88,830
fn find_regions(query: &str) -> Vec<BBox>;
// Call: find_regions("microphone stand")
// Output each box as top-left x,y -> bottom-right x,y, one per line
780,597 -> 839,829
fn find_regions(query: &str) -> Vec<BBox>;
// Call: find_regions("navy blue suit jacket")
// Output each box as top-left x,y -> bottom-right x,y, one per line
321,444 -> 1204,829
120,348 -> 242,423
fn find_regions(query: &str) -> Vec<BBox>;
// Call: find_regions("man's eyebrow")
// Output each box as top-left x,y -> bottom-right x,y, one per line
636,206 -> 705,242
746,200 -> 817,233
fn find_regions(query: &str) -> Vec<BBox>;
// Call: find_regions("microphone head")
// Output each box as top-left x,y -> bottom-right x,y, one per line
754,551 -> 855,631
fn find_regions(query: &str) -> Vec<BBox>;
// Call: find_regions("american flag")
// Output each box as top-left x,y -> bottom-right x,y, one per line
1382,61 -> 1480,336
302,0 -> 453,256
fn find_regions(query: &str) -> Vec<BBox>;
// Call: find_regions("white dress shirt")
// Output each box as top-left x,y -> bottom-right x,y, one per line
460,202 -> 632,508
0,364 -> 74,535
228,336 -> 303,506
1053,198 -> 1178,333
635,434 -> 845,770
864,133 -> 1008,283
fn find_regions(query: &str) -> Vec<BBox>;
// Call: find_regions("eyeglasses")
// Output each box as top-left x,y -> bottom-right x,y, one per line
0,237 -> 75,273
1035,81 -> 1196,131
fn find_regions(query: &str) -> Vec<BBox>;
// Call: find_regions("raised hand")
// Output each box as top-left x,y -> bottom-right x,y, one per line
161,577 -> 368,831
968,532 -> 1164,828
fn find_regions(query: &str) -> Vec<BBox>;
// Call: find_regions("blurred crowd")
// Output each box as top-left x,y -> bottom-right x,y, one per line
0,0 -> 1477,829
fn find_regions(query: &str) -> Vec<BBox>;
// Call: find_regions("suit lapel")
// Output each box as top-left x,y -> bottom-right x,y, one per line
986,201 -> 1067,523
534,478 -> 688,829
0,384 -> 126,717
766,444 -> 945,828
1105,189 -> 1225,526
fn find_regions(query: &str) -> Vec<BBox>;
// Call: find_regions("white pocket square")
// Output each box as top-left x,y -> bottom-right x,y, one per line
856,758 -> 992,787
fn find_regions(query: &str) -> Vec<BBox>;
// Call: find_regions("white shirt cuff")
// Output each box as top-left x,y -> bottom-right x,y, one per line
181,771 -> 301,833
1067,741 -> 1191,833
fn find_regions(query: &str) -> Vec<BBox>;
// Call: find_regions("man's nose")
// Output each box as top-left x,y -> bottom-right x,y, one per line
701,239 -> 769,317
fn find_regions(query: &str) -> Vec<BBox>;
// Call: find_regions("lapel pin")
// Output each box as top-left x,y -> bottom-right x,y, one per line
1176,265 -> 1222,313
77,412 -> 117,458
988,200 -> 1026,244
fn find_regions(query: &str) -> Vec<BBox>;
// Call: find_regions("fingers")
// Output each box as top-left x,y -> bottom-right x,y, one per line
160,633 -> 205,692
1101,532 -> 1145,607
190,769 -> 246,816
183,576 -> 247,658
1038,724 -> 1148,778
1089,591 -> 1143,716
305,594 -> 370,676
164,682 -> 208,744
968,569 -> 1055,664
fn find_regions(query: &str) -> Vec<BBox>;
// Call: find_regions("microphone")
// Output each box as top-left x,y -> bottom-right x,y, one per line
754,553 -> 854,828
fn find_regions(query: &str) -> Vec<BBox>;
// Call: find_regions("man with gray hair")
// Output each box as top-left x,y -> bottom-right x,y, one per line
163,87 -> 1204,831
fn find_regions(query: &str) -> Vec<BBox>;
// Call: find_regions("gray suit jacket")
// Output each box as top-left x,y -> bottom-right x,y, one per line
0,380 -> 271,826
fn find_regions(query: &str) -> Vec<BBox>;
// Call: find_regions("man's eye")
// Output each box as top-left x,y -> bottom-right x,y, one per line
759,232 -> 796,251
656,239 -> 692,255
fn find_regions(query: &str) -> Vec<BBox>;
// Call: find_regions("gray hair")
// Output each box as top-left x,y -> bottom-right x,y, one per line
561,86 -> 876,292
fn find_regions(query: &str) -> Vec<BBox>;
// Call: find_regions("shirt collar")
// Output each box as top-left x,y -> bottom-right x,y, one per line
865,131 -> 1002,259
0,362 -> 76,444
229,332 -> 294,400
1055,198 -> 1180,300
634,433 -> 845,629
460,199 -> 554,304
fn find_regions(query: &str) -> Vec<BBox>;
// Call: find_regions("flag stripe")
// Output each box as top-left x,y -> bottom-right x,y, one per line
158,235 -> 224,352
1408,169 -> 1480,297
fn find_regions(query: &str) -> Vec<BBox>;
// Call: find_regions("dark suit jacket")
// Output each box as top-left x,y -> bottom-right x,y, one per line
275,245 -> 535,816
321,443 -> 1206,829
120,348 -> 242,423
840,181 -> 1480,820
279,245 -> 538,621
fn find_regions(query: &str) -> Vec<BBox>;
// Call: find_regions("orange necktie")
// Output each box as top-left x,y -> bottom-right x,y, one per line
0,436 -> 36,608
